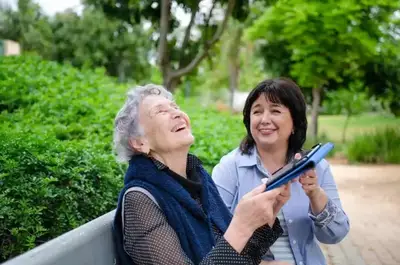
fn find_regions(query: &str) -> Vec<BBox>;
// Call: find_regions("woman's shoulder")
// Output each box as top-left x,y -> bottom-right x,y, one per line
216,147 -> 248,166
315,158 -> 333,179
316,158 -> 331,170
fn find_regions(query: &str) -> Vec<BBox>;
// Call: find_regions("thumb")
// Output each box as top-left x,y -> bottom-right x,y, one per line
259,188 -> 280,200
246,183 -> 267,197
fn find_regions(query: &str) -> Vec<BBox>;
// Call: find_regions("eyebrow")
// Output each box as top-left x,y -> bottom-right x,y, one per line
150,102 -> 177,112
151,104 -> 164,111
251,103 -> 262,109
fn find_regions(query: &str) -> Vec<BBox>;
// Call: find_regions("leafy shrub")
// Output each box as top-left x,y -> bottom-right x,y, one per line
347,127 -> 400,164
0,56 -> 129,261
0,55 -> 127,142
0,130 -> 124,261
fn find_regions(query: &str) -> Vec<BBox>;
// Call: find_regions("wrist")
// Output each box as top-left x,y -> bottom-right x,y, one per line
224,218 -> 254,253
307,186 -> 323,200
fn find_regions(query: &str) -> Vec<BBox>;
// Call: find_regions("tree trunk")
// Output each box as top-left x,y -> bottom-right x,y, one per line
228,25 -> 243,110
117,60 -> 126,83
342,114 -> 351,143
159,0 -> 171,89
310,87 -> 321,141
161,0 -> 236,92
166,77 -> 181,92
228,62 -> 238,109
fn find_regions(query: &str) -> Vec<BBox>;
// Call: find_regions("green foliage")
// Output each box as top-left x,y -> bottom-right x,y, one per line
347,127 -> 400,164
0,1 -> 151,82
246,0 -> 398,90
0,55 -> 128,142
325,82 -> 368,116
50,8 -> 151,82
324,82 -> 369,142
0,55 -> 130,261
0,0 -> 53,57
0,130 -> 123,261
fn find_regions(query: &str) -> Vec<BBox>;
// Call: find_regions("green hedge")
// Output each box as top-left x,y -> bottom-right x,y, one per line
0,131 -> 123,260
347,127 -> 400,164
0,56 -> 128,261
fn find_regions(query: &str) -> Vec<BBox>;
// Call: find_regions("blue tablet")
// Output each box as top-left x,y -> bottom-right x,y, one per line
265,142 -> 334,191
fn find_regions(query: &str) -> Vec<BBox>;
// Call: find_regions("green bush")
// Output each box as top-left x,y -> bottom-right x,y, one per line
0,130 -> 124,261
347,127 -> 400,164
0,55 -> 127,142
0,55 -> 129,261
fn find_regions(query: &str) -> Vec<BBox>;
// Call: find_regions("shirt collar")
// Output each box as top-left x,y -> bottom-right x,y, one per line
237,147 -> 271,177
237,147 -> 258,167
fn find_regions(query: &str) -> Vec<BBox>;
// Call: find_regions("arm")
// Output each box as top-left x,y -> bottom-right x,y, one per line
123,191 -> 282,265
308,162 -> 350,244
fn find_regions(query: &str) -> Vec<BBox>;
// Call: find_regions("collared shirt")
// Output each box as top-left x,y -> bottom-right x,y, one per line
211,148 -> 350,265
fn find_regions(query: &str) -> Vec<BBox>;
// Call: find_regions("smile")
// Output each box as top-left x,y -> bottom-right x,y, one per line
172,123 -> 187,132
259,128 -> 276,134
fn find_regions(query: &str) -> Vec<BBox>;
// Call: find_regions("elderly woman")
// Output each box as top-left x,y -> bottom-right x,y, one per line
111,84 -> 292,265
212,78 -> 350,265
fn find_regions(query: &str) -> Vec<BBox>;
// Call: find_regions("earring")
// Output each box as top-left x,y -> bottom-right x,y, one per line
291,129 -> 295,135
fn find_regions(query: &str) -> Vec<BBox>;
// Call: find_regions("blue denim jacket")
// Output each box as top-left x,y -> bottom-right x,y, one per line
211,147 -> 350,265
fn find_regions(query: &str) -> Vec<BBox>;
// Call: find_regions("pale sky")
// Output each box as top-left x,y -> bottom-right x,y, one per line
3,0 -> 83,15
2,0 -> 216,28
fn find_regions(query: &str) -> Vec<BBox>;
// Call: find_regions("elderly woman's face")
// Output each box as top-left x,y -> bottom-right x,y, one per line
137,94 -> 194,154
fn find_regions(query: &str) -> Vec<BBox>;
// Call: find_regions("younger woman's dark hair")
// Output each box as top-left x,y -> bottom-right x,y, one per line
240,78 -> 308,161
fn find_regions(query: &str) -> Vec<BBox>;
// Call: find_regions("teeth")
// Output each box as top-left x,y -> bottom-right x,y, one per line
173,124 -> 186,132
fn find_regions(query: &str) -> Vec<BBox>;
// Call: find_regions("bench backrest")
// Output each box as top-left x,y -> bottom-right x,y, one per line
2,210 -> 117,265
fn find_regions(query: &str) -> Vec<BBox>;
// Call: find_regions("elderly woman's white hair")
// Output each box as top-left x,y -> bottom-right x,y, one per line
113,84 -> 173,162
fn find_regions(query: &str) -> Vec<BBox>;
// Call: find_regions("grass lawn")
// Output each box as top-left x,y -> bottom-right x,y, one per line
317,113 -> 400,143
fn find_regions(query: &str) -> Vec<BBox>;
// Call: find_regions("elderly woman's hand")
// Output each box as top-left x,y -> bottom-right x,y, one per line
224,183 -> 285,253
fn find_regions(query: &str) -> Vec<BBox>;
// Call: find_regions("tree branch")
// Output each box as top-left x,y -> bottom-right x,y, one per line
178,3 -> 199,68
170,0 -> 235,79
203,0 -> 217,42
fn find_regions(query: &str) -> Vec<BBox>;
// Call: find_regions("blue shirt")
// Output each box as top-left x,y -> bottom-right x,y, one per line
211,147 -> 350,265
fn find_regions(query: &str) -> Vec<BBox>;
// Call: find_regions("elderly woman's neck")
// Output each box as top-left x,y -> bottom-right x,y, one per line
150,150 -> 189,178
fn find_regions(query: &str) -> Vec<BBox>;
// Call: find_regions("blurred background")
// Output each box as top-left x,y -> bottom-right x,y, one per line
0,0 -> 399,264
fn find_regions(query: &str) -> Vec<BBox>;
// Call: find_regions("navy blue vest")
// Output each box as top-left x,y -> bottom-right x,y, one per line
112,154 -> 233,264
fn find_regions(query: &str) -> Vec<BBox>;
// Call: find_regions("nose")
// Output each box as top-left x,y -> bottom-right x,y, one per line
171,108 -> 182,119
261,111 -> 271,124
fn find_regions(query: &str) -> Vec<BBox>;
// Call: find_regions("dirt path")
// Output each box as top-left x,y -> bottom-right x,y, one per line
321,163 -> 400,265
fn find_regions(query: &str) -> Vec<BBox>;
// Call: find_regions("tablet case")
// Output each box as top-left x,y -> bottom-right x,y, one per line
265,142 -> 334,191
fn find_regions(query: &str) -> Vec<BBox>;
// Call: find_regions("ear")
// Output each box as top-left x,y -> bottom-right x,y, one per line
129,137 -> 150,155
